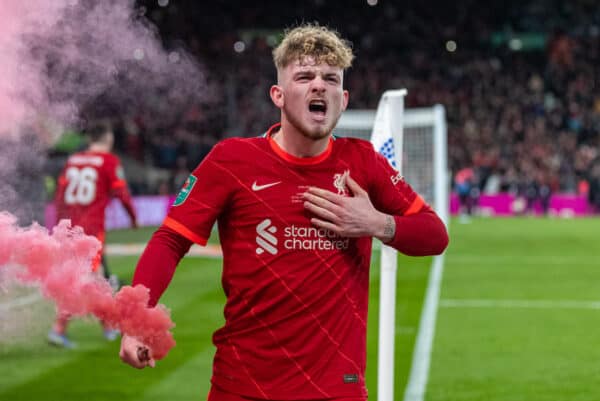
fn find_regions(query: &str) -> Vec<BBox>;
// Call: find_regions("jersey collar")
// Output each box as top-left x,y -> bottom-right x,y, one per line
265,123 -> 333,165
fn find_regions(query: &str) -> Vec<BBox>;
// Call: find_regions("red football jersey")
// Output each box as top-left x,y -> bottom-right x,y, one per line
165,124 -> 428,400
55,150 -> 134,239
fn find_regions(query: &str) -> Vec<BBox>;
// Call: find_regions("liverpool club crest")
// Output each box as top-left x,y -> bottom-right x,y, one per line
333,170 -> 350,195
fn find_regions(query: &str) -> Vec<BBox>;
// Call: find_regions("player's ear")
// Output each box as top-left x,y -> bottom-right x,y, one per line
270,85 -> 284,109
342,90 -> 349,111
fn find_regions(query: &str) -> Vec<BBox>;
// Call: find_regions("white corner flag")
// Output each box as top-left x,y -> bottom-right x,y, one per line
370,89 -> 407,401
371,89 -> 407,168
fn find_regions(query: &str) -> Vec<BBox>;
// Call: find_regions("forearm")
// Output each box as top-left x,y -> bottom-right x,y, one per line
123,202 -> 137,225
372,212 -> 396,243
132,226 -> 192,306
384,209 -> 448,256
113,187 -> 137,224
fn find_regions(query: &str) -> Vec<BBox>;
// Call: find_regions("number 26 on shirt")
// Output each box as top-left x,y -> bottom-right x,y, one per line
64,166 -> 98,205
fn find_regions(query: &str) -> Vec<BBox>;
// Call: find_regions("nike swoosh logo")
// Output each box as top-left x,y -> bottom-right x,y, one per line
252,181 -> 281,191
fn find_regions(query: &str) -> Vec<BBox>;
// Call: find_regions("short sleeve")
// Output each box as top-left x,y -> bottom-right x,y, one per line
368,150 -> 426,217
108,155 -> 128,190
164,142 -> 234,245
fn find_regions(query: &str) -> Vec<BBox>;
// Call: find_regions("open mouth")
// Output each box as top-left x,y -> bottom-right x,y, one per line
308,99 -> 327,115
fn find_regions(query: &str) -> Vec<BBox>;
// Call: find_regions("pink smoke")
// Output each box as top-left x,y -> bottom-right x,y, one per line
0,0 -> 206,140
1,1 -> 74,138
1,2 -> 37,130
0,0 -> 207,224
0,211 -> 175,359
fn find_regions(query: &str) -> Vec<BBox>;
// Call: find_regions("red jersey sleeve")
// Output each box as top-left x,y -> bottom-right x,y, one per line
132,225 -> 192,306
164,142 -> 234,245
368,150 -> 448,255
368,151 -> 423,216
107,155 -> 137,224
54,166 -> 68,211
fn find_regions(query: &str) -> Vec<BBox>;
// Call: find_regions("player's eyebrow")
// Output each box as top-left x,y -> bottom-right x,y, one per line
323,73 -> 341,82
293,70 -> 315,78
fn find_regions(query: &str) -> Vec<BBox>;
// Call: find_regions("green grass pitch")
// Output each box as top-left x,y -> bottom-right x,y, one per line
1,217 -> 599,400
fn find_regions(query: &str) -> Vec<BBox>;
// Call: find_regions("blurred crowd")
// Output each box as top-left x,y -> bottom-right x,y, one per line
49,0 -> 600,211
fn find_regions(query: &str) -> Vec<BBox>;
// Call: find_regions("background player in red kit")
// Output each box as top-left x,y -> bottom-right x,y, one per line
49,120 -> 138,348
120,24 -> 448,401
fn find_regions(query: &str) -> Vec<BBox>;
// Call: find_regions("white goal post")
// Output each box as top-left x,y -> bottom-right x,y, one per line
333,97 -> 448,401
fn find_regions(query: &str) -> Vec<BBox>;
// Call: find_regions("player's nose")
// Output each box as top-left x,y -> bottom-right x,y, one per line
310,75 -> 326,93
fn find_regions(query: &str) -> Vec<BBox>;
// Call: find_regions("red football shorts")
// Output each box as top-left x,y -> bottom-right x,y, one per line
207,385 -> 366,401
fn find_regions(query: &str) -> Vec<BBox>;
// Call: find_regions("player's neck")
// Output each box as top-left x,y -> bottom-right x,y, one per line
88,143 -> 111,153
273,124 -> 330,158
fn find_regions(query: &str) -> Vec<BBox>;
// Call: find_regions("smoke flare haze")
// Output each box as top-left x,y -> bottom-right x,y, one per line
0,212 -> 176,359
0,0 -> 207,223
1,0 -> 205,137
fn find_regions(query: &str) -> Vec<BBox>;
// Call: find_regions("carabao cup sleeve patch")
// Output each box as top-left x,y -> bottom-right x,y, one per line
173,174 -> 197,206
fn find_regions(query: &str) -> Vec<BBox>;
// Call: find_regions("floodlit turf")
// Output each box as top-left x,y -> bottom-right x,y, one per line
428,216 -> 600,401
0,255 -> 225,401
1,217 -> 599,400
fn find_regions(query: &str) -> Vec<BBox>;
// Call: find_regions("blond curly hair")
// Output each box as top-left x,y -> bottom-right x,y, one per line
273,23 -> 354,71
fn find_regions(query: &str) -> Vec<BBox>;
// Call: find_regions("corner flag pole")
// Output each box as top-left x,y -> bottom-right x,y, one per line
370,89 -> 407,401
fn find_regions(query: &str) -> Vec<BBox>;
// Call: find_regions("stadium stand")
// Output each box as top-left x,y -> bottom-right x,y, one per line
47,0 -> 600,212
